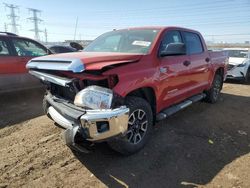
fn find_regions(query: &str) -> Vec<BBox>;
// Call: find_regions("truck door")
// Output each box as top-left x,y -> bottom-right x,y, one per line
158,30 -> 192,110
182,31 -> 210,94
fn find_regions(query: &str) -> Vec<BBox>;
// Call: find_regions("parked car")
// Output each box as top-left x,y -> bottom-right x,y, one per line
49,45 -> 77,54
0,32 -> 51,93
49,42 -> 83,54
26,26 -> 228,155
224,48 -> 250,83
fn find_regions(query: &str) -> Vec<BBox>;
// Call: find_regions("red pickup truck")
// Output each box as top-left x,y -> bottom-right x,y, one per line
26,27 -> 228,155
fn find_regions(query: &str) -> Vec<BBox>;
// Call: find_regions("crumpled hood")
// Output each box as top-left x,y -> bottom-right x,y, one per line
229,57 -> 247,65
27,52 -> 143,72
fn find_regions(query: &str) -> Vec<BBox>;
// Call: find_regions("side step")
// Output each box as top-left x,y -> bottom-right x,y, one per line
156,93 -> 206,121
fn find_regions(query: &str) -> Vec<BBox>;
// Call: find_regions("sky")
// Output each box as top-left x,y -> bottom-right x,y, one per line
0,0 -> 250,43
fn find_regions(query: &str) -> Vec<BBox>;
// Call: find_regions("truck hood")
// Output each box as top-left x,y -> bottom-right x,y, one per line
26,52 -> 143,72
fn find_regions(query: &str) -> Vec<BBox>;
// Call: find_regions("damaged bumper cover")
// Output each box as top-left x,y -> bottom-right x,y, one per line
45,94 -> 129,150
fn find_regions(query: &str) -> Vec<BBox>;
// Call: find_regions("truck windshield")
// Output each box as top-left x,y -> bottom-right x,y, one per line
228,50 -> 249,58
84,29 -> 160,54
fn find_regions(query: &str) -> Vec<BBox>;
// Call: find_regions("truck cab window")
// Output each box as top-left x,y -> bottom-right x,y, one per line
91,34 -> 122,52
183,32 -> 203,55
160,30 -> 182,53
0,39 -> 10,55
84,29 -> 159,54
12,39 -> 47,57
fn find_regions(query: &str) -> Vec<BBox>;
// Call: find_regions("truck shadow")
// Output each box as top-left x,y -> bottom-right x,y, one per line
0,88 -> 44,129
73,92 -> 250,188
225,79 -> 249,85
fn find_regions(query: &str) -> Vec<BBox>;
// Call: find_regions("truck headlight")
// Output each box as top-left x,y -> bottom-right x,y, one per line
74,86 -> 113,109
237,61 -> 247,67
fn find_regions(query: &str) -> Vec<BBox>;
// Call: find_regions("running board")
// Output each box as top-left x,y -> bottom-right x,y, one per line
156,93 -> 206,121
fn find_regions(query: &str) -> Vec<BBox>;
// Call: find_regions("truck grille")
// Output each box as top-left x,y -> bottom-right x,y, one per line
50,84 -> 76,102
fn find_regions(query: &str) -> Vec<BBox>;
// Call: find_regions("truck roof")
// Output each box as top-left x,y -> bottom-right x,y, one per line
115,26 -> 200,33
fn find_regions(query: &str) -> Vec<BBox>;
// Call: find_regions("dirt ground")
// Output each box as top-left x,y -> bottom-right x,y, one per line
0,82 -> 249,188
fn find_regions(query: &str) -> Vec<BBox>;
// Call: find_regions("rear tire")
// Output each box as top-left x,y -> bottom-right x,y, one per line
108,96 -> 153,155
205,74 -> 223,103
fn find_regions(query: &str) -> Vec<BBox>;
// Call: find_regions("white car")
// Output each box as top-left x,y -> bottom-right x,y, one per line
225,48 -> 250,83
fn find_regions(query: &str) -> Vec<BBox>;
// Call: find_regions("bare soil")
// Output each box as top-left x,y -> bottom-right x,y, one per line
0,82 -> 249,188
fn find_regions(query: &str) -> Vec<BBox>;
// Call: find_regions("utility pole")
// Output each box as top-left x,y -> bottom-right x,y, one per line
27,8 -> 43,41
4,23 -> 8,32
44,28 -> 48,44
74,16 -> 78,40
4,3 -> 19,34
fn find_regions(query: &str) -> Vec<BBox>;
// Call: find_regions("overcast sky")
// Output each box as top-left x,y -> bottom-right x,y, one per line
0,0 -> 250,43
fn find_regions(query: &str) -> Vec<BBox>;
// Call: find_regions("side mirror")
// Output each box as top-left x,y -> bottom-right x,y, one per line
70,42 -> 84,51
160,43 -> 186,57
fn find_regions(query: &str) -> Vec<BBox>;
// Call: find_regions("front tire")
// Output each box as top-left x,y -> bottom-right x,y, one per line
205,74 -> 223,103
108,97 -> 153,155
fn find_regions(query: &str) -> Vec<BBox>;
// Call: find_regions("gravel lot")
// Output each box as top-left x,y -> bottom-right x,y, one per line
0,82 -> 249,188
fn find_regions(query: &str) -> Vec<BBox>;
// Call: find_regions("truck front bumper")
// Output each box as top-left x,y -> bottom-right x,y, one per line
45,94 -> 129,151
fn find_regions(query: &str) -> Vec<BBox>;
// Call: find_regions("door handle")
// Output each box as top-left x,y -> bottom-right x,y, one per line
183,60 -> 191,66
205,57 -> 210,62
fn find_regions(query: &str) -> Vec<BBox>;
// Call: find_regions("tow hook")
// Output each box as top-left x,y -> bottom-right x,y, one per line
62,125 -> 89,153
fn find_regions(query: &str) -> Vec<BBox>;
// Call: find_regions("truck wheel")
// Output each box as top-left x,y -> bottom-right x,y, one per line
108,97 -> 153,155
205,74 -> 223,103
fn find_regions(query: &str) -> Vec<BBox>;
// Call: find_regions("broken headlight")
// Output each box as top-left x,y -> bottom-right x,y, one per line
74,85 -> 113,109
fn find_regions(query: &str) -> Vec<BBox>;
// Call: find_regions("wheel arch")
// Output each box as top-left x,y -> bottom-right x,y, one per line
214,67 -> 224,89
126,87 -> 157,124
215,67 -> 224,77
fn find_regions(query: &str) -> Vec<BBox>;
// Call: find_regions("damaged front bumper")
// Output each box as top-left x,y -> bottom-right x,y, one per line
45,94 -> 129,152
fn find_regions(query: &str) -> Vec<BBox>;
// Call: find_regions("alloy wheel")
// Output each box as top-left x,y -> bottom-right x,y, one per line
126,109 -> 148,144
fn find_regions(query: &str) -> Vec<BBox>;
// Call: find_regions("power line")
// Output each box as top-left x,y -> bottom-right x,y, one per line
204,33 -> 250,37
4,3 -> 19,34
43,0 -> 239,15
27,8 -> 43,41
93,6 -> 250,20
55,1 -> 249,17
42,5 -> 250,29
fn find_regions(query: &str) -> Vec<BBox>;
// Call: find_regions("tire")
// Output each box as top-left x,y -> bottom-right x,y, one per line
108,96 -> 153,155
43,97 -> 52,119
204,74 -> 223,103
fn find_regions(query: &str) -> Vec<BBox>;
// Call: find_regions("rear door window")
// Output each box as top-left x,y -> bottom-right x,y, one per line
183,32 -> 203,55
0,39 -> 10,55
